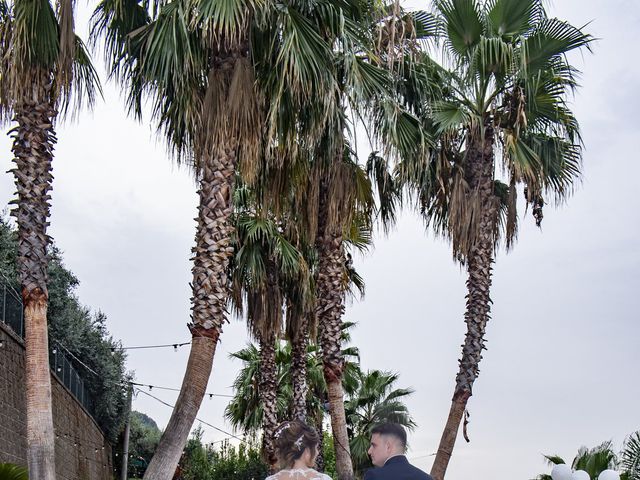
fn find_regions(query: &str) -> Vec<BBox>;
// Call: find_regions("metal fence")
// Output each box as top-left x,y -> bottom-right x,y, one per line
0,279 -> 24,337
49,346 -> 95,415
1,278 -> 95,416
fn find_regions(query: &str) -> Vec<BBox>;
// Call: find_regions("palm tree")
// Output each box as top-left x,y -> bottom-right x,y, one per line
344,369 -> 415,475
304,134 -> 374,480
225,324 -> 361,460
535,442 -> 618,480
91,0 -> 353,476
621,432 -> 640,480
224,341 -> 292,435
228,182 -> 311,465
311,9 -> 439,475
393,2 -> 592,477
0,0 -> 99,476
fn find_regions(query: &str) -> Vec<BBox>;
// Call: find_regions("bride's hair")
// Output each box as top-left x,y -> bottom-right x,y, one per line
274,420 -> 320,469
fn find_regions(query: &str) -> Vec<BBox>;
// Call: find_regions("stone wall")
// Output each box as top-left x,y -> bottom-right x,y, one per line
0,322 -> 113,479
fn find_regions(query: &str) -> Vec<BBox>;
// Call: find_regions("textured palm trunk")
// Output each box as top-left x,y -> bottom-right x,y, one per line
10,71 -> 57,480
431,126 -> 497,480
315,411 -> 325,472
316,178 -> 353,480
259,333 -> 278,469
290,315 -> 309,421
143,142 -> 237,480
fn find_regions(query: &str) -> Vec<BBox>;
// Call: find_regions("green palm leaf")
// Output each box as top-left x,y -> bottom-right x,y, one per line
434,0 -> 483,58
621,432 -> 640,480
486,0 -> 541,40
521,17 -> 593,76
0,463 -> 29,480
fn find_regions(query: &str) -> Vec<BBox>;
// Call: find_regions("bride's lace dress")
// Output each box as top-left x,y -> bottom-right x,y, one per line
265,468 -> 332,480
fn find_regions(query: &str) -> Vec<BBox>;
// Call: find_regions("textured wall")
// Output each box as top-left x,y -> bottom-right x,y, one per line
0,323 -> 113,479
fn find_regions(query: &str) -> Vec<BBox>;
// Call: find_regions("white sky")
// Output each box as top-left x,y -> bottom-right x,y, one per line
1,1 -> 638,479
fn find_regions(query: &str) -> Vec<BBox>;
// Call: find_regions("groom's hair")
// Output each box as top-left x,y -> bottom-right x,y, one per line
371,423 -> 407,451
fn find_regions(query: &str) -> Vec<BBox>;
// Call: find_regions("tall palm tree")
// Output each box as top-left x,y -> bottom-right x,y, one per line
91,0 -> 352,476
228,182 -> 311,465
0,0 -> 99,476
313,10 -> 439,475
314,151 -> 373,480
345,369 -> 415,475
395,1 -> 592,478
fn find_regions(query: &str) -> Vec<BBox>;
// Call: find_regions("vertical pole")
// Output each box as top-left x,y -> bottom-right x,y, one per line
121,384 -> 133,480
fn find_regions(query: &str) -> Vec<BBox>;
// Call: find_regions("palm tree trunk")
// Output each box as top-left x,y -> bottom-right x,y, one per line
431,127 -> 497,480
10,73 -> 58,480
24,293 -> 56,479
315,411 -> 325,472
259,333 -> 278,469
144,143 -> 237,480
316,178 -> 353,480
290,314 -> 309,421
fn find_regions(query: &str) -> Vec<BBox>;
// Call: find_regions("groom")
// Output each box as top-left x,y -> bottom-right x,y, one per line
364,423 -> 432,480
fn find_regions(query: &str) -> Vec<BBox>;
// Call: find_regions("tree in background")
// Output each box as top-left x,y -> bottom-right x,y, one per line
228,182 -> 312,465
621,432 -> 640,480
179,427 -> 268,480
345,370 -> 415,475
394,1 -> 592,477
225,328 -> 415,477
0,217 -> 129,441
534,432 -> 640,480
91,0 -> 359,473
113,411 -> 162,478
0,0 -> 100,473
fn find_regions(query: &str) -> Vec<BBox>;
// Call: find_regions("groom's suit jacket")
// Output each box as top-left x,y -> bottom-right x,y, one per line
363,455 -> 433,480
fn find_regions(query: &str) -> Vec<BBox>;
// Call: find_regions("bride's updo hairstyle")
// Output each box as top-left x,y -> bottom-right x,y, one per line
274,420 -> 320,469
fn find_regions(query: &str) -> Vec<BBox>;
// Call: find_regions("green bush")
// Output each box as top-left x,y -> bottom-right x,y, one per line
180,427 -> 268,480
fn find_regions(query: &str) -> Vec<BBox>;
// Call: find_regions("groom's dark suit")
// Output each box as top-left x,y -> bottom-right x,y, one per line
363,455 -> 432,480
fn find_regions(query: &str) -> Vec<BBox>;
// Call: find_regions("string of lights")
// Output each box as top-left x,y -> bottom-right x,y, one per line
54,429 -> 110,451
129,381 -> 234,398
111,341 -> 191,352
134,388 -> 247,445
53,340 -> 100,377
53,430 -> 112,469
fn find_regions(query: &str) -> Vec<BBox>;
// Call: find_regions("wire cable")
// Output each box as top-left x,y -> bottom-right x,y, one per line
133,388 -> 247,445
112,342 -> 191,352
130,381 -> 233,398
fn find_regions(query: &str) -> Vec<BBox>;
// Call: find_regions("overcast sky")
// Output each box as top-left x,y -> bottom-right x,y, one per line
1,1 -> 638,479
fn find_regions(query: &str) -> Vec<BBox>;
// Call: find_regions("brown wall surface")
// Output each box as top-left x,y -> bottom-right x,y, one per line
0,323 -> 113,479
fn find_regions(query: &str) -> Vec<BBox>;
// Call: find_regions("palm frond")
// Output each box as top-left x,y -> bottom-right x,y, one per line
433,0 -> 483,59
0,463 -> 29,480
621,431 -> 640,480
521,18 -> 593,77
486,0 -> 541,40
544,455 -> 566,466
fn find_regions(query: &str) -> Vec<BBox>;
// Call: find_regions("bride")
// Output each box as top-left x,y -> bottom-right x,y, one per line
266,420 -> 331,480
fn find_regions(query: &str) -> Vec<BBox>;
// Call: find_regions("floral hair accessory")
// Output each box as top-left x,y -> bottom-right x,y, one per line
274,422 -> 290,439
293,435 -> 304,450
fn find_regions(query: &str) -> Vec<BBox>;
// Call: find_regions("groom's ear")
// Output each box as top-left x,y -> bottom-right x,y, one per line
384,437 -> 394,453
